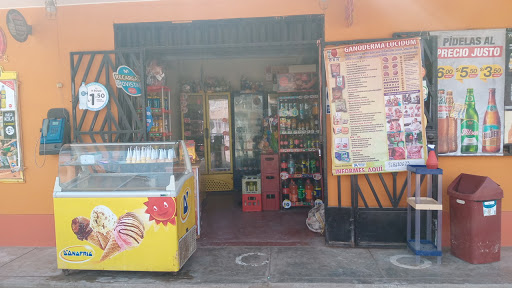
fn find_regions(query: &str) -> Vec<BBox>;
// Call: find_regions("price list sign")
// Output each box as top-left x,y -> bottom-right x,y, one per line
324,38 -> 426,175
431,29 -> 506,156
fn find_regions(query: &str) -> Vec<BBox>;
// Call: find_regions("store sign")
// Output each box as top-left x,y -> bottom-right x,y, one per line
6,9 -> 32,43
325,38 -> 426,175
431,29 -> 506,156
85,82 -> 109,111
113,65 -> 142,96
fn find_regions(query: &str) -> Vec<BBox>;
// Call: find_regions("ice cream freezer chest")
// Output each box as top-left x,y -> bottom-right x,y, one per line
53,141 -> 197,272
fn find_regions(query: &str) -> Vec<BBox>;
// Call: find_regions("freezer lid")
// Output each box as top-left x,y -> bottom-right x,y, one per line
53,173 -> 193,198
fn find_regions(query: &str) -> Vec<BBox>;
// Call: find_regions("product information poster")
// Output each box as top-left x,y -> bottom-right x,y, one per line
324,38 -> 426,175
431,29 -> 506,156
0,78 -> 22,182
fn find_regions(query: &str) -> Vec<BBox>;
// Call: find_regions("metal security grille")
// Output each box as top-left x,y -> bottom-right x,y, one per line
70,50 -> 146,143
114,15 -> 324,49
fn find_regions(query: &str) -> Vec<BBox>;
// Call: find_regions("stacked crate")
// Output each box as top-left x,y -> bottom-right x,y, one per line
260,154 -> 280,210
242,175 -> 261,212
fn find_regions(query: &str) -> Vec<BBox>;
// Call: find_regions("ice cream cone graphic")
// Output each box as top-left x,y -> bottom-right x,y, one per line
86,231 -> 103,250
100,237 -> 122,262
100,212 -> 145,262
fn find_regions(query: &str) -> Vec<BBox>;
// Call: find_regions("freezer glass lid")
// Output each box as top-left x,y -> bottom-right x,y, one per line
57,141 -> 192,192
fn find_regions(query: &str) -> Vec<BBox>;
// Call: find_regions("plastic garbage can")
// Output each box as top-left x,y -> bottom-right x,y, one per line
447,173 -> 504,264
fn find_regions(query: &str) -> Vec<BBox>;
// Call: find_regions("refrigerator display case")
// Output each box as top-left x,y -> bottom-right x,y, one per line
181,91 -> 233,192
53,141 -> 196,272
233,92 -> 263,190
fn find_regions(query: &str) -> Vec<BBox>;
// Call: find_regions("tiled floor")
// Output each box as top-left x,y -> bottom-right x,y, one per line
197,191 -> 325,246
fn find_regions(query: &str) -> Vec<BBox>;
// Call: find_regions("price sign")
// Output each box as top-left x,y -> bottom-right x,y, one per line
455,65 -> 479,82
479,64 -> 503,81
85,82 -> 109,111
3,110 -> 16,139
437,66 -> 454,79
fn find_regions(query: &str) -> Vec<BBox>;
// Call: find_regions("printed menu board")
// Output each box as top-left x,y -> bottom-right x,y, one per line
431,29 -> 506,156
324,38 -> 426,175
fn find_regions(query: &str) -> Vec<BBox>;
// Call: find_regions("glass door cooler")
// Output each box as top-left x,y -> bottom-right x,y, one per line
233,92 -> 263,190
53,141 -> 196,272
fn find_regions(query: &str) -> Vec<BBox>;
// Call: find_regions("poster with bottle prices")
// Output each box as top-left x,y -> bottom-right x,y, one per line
431,29 -> 506,156
0,72 -> 22,182
324,38 -> 427,175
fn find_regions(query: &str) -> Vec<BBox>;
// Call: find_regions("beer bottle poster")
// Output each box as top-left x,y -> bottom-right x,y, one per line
431,29 -> 506,156
324,38 -> 427,175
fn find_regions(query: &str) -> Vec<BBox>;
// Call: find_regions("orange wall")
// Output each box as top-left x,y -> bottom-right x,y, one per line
0,0 -> 512,246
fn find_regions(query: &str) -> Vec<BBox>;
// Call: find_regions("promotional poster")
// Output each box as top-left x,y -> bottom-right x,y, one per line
431,29 -> 506,156
0,76 -> 23,182
325,38 -> 426,175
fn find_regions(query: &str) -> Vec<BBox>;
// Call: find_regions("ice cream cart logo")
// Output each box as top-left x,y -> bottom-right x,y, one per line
59,245 -> 95,263
180,189 -> 190,223
144,197 -> 177,226
113,65 -> 141,97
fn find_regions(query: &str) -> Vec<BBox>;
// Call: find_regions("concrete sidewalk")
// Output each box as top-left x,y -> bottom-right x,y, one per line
0,245 -> 511,288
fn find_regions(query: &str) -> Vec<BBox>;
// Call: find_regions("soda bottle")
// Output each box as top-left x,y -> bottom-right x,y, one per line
280,153 -> 288,172
312,102 -> 319,116
305,179 -> 314,203
297,179 -> 305,202
288,154 -> 295,175
437,89 -> 449,153
299,102 -> 305,120
289,180 -> 298,203
313,180 -> 322,200
295,155 -> 302,174
482,88 -> 501,153
1,85 -> 6,109
446,90 -> 458,152
461,88 -> 479,154
282,180 -> 290,201
289,136 -> 295,149
309,156 -> 317,174
302,154 -> 308,174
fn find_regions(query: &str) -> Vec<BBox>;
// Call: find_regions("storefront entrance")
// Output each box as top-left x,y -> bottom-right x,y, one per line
70,15 -> 327,246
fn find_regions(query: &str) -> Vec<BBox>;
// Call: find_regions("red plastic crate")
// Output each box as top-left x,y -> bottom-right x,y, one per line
243,194 -> 262,212
262,191 -> 280,211
261,154 -> 279,173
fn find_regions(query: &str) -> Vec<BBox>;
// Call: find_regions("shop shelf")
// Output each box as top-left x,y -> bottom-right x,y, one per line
280,130 -> 320,135
279,148 -> 319,153
281,173 -> 322,180
407,239 -> 442,256
407,197 -> 442,210
147,85 -> 171,92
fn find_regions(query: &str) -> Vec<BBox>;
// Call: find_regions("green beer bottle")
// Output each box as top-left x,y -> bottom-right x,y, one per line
461,88 -> 479,154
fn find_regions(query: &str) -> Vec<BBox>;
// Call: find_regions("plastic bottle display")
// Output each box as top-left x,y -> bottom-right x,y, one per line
482,88 -> 501,153
289,180 -> 298,203
277,94 -> 322,207
313,180 -> 322,200
461,88 -> 479,154
297,179 -> 305,202
282,180 -> 290,201
305,179 -> 313,202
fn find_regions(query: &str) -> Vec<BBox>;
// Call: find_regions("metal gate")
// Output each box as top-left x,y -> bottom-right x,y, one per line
70,49 -> 146,143
324,36 -> 438,247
